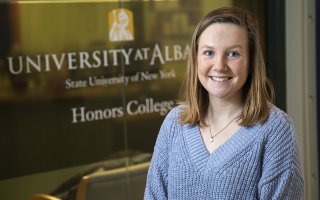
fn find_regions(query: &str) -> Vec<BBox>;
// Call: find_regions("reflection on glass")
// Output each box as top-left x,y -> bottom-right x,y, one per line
0,0 -> 266,199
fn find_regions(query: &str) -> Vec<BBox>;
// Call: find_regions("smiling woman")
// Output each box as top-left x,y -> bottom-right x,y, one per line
197,23 -> 249,102
144,6 -> 304,200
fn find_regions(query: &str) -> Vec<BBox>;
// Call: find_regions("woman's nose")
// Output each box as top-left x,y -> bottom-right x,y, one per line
212,55 -> 227,71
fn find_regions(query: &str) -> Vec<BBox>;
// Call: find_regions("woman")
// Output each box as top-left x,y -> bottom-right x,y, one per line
144,7 -> 304,199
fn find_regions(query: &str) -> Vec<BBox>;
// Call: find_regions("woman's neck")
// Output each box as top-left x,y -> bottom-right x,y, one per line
207,96 -> 243,123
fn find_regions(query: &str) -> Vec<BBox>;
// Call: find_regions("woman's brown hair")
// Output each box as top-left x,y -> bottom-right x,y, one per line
179,7 -> 274,126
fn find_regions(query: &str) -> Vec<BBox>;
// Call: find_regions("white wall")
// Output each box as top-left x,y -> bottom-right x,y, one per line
285,0 -> 319,199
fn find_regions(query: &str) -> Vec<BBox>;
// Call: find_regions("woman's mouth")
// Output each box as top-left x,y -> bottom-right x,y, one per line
209,76 -> 232,82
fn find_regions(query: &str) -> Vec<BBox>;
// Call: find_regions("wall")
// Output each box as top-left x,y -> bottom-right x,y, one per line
285,0 -> 319,199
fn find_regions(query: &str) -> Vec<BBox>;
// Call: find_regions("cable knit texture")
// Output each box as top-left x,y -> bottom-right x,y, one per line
144,104 -> 304,200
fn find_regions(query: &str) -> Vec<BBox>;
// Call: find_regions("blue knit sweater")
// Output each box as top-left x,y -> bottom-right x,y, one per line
144,105 -> 304,199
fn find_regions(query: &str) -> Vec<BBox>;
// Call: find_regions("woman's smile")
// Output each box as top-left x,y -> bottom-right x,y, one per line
197,23 -> 249,100
209,75 -> 232,82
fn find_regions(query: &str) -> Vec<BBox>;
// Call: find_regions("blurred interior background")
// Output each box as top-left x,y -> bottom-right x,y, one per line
0,0 -> 318,199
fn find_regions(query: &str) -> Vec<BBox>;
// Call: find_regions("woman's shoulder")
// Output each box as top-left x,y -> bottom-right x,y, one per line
157,105 -> 183,135
266,103 -> 294,128
154,105 -> 184,150
262,103 -> 297,145
258,104 -> 303,187
163,105 -> 183,124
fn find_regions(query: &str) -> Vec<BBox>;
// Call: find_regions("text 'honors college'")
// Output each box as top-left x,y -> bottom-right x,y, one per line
71,98 -> 175,123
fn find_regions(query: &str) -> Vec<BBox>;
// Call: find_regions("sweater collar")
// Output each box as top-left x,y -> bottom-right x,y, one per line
183,123 -> 261,173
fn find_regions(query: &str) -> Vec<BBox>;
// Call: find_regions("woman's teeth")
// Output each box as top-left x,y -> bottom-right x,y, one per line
209,76 -> 231,82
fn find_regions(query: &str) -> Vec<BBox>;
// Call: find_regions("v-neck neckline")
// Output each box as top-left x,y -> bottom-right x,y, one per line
183,123 -> 257,173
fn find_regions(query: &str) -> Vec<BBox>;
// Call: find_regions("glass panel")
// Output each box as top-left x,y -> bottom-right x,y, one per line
0,0 -> 271,199
1,0 -> 125,180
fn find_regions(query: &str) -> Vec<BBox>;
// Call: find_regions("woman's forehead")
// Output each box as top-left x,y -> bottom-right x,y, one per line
198,23 -> 248,50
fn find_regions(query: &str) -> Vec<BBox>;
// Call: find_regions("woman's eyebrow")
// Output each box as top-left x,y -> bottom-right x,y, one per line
200,44 -> 244,50
199,45 -> 214,50
226,44 -> 243,50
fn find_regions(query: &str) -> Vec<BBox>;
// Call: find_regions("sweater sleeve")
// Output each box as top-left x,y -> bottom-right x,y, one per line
258,114 -> 304,200
144,108 -> 178,200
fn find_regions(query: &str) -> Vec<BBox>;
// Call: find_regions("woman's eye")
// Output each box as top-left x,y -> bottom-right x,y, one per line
227,51 -> 240,58
203,50 -> 214,57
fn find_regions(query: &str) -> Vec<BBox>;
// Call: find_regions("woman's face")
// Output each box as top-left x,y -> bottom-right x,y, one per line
197,23 -> 249,101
